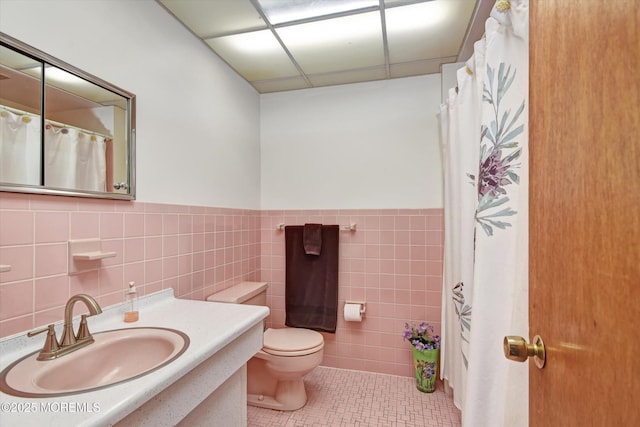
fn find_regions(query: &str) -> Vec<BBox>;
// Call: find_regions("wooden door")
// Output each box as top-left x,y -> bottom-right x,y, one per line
529,1 -> 640,425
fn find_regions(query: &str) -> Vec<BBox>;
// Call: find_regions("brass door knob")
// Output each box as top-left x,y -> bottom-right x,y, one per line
503,335 -> 546,369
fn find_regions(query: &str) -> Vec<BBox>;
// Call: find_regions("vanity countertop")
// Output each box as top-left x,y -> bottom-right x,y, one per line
0,289 -> 269,426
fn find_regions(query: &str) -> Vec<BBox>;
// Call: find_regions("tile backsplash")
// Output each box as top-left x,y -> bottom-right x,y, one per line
0,192 -> 260,337
0,192 -> 442,377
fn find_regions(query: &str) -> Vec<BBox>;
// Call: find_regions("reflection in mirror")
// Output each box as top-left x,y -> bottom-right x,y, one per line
0,32 -> 136,200
0,44 -> 42,186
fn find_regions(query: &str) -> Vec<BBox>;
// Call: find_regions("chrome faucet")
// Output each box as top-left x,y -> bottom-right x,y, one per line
27,294 -> 103,361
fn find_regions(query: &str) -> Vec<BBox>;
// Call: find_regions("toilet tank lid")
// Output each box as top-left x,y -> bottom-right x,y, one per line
206,281 -> 268,304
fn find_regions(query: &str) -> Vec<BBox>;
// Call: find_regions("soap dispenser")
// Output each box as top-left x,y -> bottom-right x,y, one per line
124,281 -> 139,322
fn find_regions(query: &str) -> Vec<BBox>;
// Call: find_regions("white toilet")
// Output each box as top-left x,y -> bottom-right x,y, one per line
207,281 -> 324,411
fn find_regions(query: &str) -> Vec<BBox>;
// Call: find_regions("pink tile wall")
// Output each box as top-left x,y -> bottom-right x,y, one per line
0,192 -> 260,338
260,209 -> 444,377
0,192 -> 444,378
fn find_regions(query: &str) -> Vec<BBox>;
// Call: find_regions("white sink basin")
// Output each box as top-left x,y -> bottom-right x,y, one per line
0,327 -> 189,398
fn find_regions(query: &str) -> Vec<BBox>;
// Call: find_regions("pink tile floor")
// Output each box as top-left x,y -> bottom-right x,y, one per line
248,367 -> 461,427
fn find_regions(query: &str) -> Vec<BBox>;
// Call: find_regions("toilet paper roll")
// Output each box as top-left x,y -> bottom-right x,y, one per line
344,303 -> 363,322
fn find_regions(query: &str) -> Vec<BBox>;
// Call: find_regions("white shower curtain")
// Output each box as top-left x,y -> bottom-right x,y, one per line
440,1 -> 529,426
0,109 -> 41,185
440,35 -> 485,411
45,124 -> 107,192
0,107 -> 106,192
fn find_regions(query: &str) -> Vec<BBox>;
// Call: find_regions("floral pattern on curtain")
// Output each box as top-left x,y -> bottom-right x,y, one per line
476,63 -> 525,236
440,1 -> 529,426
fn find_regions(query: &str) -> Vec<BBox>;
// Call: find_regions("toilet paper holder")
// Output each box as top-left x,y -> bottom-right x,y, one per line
344,301 -> 366,317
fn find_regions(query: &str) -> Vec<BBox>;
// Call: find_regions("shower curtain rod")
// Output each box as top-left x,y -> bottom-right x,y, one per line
0,104 -> 113,141
276,223 -> 357,232
0,104 -> 39,120
45,119 -> 112,141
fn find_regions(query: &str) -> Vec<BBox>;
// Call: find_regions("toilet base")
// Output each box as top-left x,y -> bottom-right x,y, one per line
247,378 -> 307,411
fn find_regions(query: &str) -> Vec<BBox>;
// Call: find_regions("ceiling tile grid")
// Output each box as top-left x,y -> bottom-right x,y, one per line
159,0 -> 479,93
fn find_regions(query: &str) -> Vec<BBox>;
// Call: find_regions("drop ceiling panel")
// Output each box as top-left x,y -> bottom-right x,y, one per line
206,30 -> 300,81
258,0 -> 378,24
390,56 -> 458,78
159,0 -> 266,37
386,1 -> 477,63
252,76 -> 310,93
276,12 -> 384,75
308,66 -> 388,87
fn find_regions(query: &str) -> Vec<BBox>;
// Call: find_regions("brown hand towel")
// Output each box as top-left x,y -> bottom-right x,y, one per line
285,225 -> 339,333
303,223 -> 322,255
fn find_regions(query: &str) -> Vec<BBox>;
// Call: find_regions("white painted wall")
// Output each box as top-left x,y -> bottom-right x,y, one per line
260,75 -> 443,209
2,0 -> 446,210
0,0 -> 261,208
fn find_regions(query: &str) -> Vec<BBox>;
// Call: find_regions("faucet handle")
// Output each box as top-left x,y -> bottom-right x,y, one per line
27,325 -> 52,338
76,315 -> 94,341
28,324 -> 60,360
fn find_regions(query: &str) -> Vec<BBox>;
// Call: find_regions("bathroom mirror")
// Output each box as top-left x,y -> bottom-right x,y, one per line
0,32 -> 136,200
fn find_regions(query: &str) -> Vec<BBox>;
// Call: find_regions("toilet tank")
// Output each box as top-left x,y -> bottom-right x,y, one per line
207,282 -> 268,306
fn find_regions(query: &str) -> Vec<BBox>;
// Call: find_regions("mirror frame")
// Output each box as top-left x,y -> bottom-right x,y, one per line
0,32 -> 136,200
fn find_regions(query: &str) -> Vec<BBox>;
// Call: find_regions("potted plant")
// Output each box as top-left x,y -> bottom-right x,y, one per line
402,322 -> 441,393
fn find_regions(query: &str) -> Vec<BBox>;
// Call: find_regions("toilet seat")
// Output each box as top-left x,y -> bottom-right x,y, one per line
262,328 -> 324,357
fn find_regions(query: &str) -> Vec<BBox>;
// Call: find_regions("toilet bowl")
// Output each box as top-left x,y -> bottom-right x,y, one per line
248,327 -> 324,410
207,282 -> 324,411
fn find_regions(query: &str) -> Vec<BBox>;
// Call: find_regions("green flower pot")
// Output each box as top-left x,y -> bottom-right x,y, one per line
412,347 -> 439,393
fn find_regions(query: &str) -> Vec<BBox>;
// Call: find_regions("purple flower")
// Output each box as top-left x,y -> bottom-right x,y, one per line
478,148 -> 513,198
402,321 -> 441,351
424,362 -> 436,380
